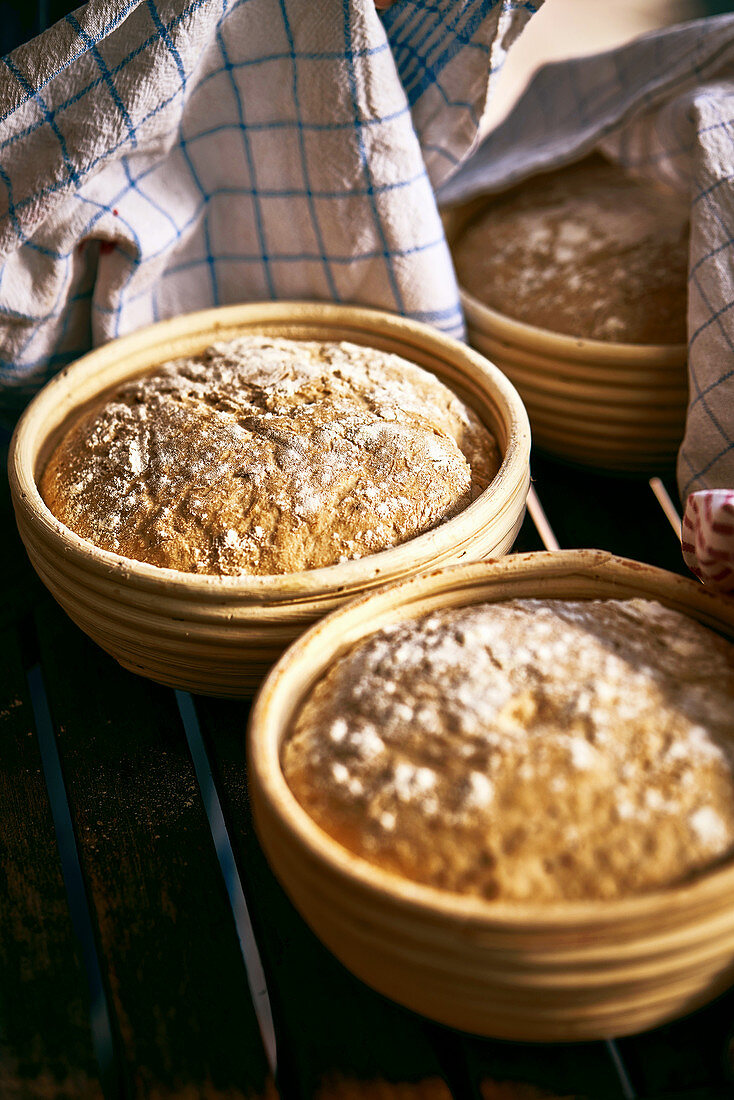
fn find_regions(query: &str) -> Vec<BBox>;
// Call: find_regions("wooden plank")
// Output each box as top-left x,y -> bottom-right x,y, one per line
0,622 -> 102,1098
528,456 -> 687,575
197,697 -> 457,1100
32,599 -> 276,1099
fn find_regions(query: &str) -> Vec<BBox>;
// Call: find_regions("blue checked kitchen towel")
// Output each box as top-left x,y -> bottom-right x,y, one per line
0,0 -> 536,417
2,2 -> 734,586
439,11 -> 734,590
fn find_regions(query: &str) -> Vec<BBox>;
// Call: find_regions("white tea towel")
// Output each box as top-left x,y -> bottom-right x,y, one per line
0,0 -> 535,418
441,13 -> 734,591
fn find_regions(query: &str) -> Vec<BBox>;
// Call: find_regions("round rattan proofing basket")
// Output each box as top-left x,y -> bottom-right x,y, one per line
248,549 -> 734,1041
443,203 -> 688,473
8,301 -> 530,697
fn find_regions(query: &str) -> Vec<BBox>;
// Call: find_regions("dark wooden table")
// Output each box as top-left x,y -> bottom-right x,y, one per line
3,443 -> 734,1100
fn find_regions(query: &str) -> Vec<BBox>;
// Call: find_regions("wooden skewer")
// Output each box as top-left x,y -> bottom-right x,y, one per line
649,477 -> 682,540
527,484 -> 561,551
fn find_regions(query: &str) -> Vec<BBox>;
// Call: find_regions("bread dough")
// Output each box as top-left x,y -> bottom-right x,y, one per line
284,598 -> 734,901
41,335 -> 499,575
453,157 -> 689,344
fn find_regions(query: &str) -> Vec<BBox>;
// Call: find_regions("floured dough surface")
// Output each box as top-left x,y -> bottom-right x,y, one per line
453,157 -> 689,344
283,598 -> 734,901
41,336 -> 498,575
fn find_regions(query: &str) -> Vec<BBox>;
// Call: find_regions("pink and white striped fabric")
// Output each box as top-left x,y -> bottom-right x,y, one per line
683,491 -> 734,594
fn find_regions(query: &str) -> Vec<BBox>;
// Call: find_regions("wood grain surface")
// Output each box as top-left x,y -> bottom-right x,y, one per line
0,624 -> 102,1099
196,696 -> 457,1100
31,598 -> 275,1099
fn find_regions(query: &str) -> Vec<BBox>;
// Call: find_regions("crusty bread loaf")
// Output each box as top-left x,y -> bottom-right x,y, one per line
40,335 -> 499,575
452,157 -> 689,345
283,597 -> 734,901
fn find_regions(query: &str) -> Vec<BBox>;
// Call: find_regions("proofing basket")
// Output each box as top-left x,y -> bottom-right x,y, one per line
444,201 -> 688,473
249,549 -> 734,1041
9,301 -> 531,697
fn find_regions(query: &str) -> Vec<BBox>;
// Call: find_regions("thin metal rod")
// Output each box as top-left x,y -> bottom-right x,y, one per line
605,1038 -> 637,1099
175,690 -> 278,1077
28,663 -> 119,1097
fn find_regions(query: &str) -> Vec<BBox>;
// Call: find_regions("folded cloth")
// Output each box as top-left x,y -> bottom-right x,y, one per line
440,14 -> 734,593
0,0 -> 534,418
